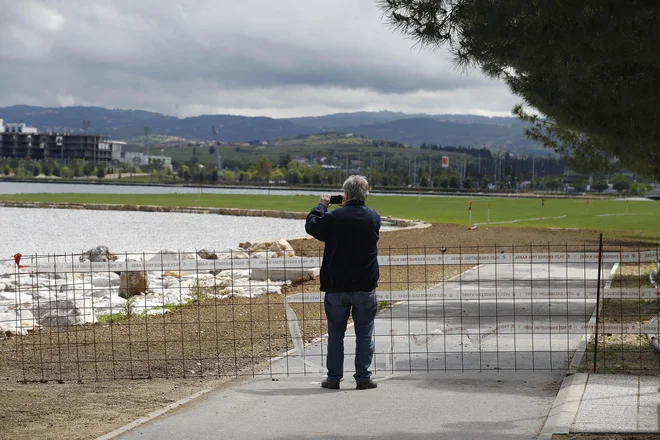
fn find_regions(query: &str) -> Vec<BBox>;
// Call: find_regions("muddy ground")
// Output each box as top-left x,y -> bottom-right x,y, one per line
1,224 -> 657,439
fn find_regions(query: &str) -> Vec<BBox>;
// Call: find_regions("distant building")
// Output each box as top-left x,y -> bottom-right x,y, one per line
0,118 -> 111,163
110,142 -> 171,169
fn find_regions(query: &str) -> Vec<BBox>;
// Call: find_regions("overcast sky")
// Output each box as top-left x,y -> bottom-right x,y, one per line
0,0 -> 519,119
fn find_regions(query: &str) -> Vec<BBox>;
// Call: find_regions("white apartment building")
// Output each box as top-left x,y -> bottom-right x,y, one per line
0,119 -> 38,134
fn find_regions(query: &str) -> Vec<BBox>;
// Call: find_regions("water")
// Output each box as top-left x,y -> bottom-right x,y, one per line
0,181 -> 328,196
0,207 -> 307,259
0,181 -> 458,198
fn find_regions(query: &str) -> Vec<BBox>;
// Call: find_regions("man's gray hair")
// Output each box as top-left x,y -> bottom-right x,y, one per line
343,175 -> 370,202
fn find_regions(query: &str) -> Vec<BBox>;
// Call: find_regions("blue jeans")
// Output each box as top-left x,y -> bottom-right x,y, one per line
324,291 -> 377,382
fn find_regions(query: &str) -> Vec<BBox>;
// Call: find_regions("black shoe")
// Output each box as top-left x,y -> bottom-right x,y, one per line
321,378 -> 340,389
356,378 -> 377,390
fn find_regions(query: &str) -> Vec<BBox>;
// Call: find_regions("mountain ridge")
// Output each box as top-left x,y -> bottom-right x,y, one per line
0,105 -> 544,154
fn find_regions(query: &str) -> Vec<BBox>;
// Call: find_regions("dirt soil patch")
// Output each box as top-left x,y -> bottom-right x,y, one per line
1,224 -> 657,439
577,262 -> 660,375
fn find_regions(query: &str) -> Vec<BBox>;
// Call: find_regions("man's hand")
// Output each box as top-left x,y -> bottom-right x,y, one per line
319,194 -> 331,208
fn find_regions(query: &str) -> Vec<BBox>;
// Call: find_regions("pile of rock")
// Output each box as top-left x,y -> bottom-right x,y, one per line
0,239 -> 320,337
238,238 -> 297,258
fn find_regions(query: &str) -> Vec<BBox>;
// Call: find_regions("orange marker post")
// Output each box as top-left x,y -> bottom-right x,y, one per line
487,202 -> 491,224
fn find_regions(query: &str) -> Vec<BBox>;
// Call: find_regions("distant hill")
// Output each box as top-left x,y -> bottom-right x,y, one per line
289,111 -> 526,129
0,106 -> 312,141
0,105 -> 547,155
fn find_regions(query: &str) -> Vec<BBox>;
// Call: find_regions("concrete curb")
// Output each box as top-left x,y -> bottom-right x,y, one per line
567,263 -> 619,375
538,373 -> 588,440
538,263 -> 618,439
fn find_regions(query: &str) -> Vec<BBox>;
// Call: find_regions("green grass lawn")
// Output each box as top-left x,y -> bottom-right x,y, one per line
1,192 -> 659,237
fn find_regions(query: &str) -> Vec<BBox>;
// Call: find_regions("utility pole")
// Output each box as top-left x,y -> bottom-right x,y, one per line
408,157 -> 411,185
494,158 -> 497,187
144,127 -> 151,157
428,152 -> 432,188
369,152 -> 373,182
413,155 -> 417,188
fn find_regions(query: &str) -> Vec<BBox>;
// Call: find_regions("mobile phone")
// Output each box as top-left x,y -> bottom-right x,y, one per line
329,195 -> 343,205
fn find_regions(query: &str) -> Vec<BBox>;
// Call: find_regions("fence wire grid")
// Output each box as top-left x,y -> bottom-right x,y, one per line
0,242 -> 659,383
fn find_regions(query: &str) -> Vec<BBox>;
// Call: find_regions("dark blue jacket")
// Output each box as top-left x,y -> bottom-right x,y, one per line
305,200 -> 381,293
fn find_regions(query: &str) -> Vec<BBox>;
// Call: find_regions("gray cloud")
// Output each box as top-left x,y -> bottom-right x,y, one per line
0,0 -> 518,118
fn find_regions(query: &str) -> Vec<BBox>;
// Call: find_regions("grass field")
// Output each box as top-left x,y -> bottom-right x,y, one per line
1,192 -> 659,237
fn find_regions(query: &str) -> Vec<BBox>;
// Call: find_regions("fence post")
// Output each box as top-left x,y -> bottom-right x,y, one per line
593,233 -> 603,373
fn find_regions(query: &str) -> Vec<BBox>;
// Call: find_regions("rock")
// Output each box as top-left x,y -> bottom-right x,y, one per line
251,284 -> 282,297
161,276 -> 180,289
0,307 -> 38,335
0,290 -> 35,303
250,251 -> 276,259
248,242 -> 269,252
91,273 -> 120,288
226,287 -> 247,297
239,241 -> 253,249
30,299 -> 95,327
269,239 -> 296,257
88,289 -> 110,299
250,267 -> 319,281
215,251 -> 234,260
80,245 -> 118,263
197,249 -> 218,260
216,269 -> 250,279
163,271 -> 189,278
148,250 -> 196,263
213,277 -> 232,288
119,272 -> 150,298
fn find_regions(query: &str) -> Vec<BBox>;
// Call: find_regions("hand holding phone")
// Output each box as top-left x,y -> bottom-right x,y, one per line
329,195 -> 344,205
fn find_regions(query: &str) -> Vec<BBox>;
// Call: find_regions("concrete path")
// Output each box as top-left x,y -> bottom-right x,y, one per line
573,374 -> 660,433
270,261 -> 612,377
106,260 -> 660,440
115,371 -> 565,440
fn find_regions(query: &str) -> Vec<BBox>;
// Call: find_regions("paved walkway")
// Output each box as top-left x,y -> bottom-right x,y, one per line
102,261 -> 660,440
572,374 -> 660,433
115,371 -> 564,440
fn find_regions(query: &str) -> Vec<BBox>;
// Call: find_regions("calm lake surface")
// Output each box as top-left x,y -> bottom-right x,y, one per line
0,181 -> 328,196
0,181 -> 454,198
0,207 -> 307,260
0,205 -> 398,263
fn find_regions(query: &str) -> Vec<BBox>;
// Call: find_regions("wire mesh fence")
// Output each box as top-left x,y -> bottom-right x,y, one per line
0,242 -> 658,382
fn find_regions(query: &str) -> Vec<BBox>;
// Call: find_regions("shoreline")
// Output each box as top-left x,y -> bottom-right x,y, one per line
0,177 -> 634,200
0,200 -> 429,229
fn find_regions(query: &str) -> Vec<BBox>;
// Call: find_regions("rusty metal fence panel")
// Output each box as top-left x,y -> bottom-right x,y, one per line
1,243 -> 658,382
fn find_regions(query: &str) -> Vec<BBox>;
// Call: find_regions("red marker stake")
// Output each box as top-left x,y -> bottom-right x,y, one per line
468,200 -> 473,227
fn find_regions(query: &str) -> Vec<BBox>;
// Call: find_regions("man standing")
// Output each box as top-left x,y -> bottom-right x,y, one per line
305,175 -> 381,390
